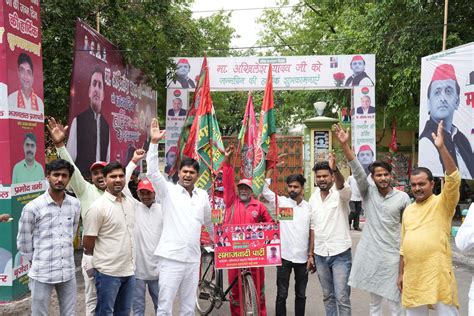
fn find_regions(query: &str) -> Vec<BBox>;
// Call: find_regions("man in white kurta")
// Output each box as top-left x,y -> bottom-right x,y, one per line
146,118 -> 213,316
455,202 -> 474,316
335,123 -> 411,316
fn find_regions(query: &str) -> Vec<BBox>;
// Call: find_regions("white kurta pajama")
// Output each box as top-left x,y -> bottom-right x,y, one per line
347,159 -> 411,306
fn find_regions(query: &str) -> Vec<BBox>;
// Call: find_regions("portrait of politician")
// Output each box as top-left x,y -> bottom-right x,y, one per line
12,133 -> 45,184
419,63 -> 474,178
357,144 -> 374,176
168,97 -> 187,117
67,67 -> 110,176
345,55 -> 374,87
356,95 -> 375,114
8,53 -> 44,113
174,58 -> 195,89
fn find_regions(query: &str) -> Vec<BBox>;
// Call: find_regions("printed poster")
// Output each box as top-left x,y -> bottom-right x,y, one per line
214,222 -> 281,269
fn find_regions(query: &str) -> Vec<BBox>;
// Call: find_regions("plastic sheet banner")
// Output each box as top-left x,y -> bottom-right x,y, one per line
214,222 -> 281,269
0,0 -> 46,301
67,19 -> 157,177
418,43 -> 474,179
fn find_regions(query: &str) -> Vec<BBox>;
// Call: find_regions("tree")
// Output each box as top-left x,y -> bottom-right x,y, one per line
257,0 -> 474,130
41,1 -> 236,122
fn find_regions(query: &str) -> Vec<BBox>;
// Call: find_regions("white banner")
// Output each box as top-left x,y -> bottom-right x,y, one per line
167,55 -> 375,91
164,89 -> 188,175
418,43 -> 474,179
351,86 -> 376,175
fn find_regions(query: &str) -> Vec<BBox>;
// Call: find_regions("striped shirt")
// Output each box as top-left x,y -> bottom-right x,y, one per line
17,191 -> 81,284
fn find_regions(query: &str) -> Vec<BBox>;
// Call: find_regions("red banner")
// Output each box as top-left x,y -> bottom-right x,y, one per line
214,222 -> 281,269
67,19 -> 157,176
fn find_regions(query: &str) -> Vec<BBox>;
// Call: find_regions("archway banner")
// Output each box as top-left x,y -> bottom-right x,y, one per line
167,55 -> 375,91
419,43 -> 474,179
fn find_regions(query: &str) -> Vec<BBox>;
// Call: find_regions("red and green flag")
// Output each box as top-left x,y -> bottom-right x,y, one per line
181,57 -> 225,190
253,65 -> 277,195
171,58 -> 207,177
237,92 -> 258,181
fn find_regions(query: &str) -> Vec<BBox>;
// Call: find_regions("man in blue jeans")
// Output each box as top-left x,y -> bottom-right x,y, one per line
83,160 -> 144,315
307,153 -> 352,316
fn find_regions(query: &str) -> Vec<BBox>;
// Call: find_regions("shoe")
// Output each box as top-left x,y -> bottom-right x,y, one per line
354,227 -> 362,231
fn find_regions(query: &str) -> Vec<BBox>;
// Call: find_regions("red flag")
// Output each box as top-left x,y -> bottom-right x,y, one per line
389,119 -> 398,153
237,93 -> 258,181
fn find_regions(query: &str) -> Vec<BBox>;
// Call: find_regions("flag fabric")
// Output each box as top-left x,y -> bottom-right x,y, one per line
253,65 -> 277,195
238,93 -> 258,181
181,57 -> 225,191
170,58 -> 207,176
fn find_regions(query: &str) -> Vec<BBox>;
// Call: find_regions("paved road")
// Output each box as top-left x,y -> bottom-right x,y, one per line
2,230 -> 472,315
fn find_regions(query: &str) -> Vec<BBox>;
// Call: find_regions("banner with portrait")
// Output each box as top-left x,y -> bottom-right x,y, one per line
0,0 -> 44,301
214,222 -> 282,269
167,55 -> 375,91
67,19 -> 157,177
351,86 -> 376,175
419,43 -> 474,179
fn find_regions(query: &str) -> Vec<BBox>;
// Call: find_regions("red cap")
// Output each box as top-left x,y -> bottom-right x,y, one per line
358,145 -> 372,152
237,179 -> 253,189
431,64 -> 457,82
90,161 -> 107,171
177,58 -> 189,65
138,179 -> 155,193
351,55 -> 364,63
167,146 -> 178,155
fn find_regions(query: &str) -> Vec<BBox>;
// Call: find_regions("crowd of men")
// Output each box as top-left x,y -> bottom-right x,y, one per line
15,115 -> 470,316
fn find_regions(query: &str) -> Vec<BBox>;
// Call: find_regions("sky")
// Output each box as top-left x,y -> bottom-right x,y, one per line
191,0 -> 297,49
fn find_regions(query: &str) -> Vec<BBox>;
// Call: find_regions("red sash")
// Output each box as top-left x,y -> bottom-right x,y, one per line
17,89 -> 39,111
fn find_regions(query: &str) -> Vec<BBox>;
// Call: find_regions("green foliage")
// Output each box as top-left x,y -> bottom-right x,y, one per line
257,0 -> 474,130
41,0 -> 236,123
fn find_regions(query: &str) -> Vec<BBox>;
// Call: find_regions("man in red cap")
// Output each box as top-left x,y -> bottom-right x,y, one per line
345,55 -> 374,86
174,58 -> 195,89
222,145 -> 273,316
419,63 -> 474,178
357,144 -> 374,175
127,175 -> 163,316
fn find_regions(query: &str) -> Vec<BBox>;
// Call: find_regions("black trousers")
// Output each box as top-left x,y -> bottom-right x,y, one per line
275,258 -> 308,316
348,200 -> 362,229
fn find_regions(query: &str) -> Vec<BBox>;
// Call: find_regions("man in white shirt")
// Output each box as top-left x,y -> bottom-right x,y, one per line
146,118 -> 213,316
8,52 -> 44,113
308,153 -> 352,316
347,175 -> 363,231
455,203 -> 474,316
129,176 -> 163,316
263,166 -> 311,316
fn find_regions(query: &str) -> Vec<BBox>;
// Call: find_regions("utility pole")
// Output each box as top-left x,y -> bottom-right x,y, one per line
442,0 -> 448,50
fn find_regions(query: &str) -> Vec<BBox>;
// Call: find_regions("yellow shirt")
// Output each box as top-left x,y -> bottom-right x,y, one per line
400,169 -> 461,308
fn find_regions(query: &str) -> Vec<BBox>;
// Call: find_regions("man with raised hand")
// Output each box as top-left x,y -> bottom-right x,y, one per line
398,120 -> 461,316
263,161 -> 311,316
47,117 -> 144,316
146,118 -> 213,316
222,145 -> 273,316
334,124 -> 410,316
124,158 -> 163,315
18,159 -> 80,316
308,153 -> 352,316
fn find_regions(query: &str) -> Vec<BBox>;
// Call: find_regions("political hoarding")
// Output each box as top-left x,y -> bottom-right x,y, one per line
167,55 -> 375,91
214,223 -> 281,269
0,0 -> 45,301
67,19 -> 157,177
418,43 -> 474,179
351,86 -> 376,175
